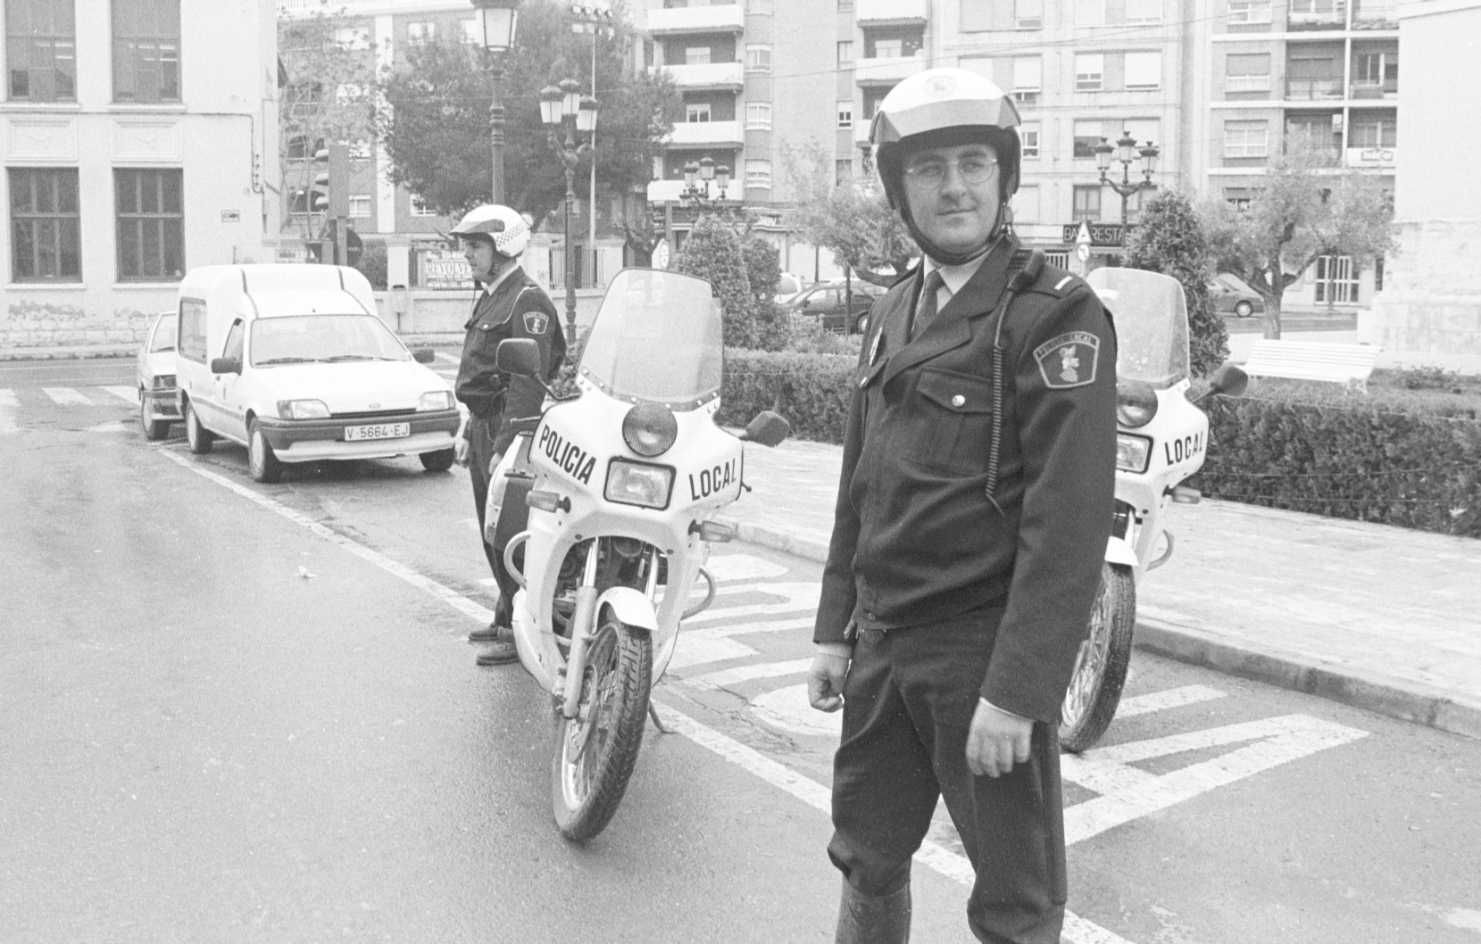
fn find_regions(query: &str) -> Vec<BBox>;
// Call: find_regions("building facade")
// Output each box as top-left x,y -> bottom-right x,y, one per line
1,0 -> 278,347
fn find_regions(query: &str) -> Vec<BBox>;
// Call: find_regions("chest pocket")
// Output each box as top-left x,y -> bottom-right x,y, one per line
903,366 -> 994,475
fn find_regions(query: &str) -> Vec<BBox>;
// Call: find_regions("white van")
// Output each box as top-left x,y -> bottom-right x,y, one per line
174,264 -> 460,483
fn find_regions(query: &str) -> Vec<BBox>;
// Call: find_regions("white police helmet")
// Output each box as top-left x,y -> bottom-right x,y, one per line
450,204 -> 531,258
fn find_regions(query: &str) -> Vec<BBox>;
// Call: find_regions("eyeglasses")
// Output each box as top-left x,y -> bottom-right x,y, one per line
902,154 -> 1000,187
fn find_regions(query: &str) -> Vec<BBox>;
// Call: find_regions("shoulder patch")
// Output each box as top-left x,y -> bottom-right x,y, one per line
522,309 -> 549,334
1053,275 -> 1077,293
1033,331 -> 1099,389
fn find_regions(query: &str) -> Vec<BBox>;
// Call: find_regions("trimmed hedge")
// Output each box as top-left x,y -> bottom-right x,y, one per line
720,349 -> 855,443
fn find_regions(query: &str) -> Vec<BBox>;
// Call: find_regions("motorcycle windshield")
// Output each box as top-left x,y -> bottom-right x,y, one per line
1085,267 -> 1190,388
577,268 -> 724,407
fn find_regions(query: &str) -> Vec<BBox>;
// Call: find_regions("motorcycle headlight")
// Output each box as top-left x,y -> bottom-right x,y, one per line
1116,379 -> 1158,428
276,398 -> 330,420
621,401 -> 678,458
605,459 -> 674,509
418,390 -> 454,412
1116,433 -> 1152,473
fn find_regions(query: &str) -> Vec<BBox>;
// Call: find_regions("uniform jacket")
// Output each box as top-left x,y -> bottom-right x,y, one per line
812,238 -> 1117,722
455,266 -> 566,452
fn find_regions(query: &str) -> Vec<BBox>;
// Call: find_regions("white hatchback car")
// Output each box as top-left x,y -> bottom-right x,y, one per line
136,311 -> 180,440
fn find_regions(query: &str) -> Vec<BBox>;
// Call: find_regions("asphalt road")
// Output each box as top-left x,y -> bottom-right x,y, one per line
2,357 -> 1478,944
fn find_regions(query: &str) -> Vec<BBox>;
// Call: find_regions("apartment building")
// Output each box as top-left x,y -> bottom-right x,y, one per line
1,0 -> 277,339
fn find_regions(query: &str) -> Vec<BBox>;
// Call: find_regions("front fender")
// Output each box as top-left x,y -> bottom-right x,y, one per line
1104,534 -> 1139,569
596,586 -> 658,633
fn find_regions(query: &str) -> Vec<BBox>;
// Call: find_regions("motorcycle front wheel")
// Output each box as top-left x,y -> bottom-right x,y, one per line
1059,563 -> 1136,754
551,611 -> 653,842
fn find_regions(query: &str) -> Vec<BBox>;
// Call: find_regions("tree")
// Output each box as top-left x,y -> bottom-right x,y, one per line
1197,135 -> 1395,338
375,0 -> 681,226
740,233 -> 790,351
1121,191 -> 1230,378
781,140 -> 917,287
671,216 -> 761,349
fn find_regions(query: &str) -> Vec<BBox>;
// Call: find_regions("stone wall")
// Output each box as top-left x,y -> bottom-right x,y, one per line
1361,219 -> 1481,372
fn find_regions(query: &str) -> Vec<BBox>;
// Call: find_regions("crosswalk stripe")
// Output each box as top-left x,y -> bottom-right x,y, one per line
43,387 -> 92,406
102,386 -> 137,403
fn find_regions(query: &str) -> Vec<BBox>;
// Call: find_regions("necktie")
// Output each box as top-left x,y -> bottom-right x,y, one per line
913,270 -> 945,340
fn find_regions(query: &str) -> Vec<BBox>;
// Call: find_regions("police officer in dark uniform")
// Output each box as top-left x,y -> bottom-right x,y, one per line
449,204 -> 566,666
806,68 -> 1117,943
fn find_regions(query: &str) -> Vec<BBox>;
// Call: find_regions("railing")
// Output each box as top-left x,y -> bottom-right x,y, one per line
1285,78 -> 1344,100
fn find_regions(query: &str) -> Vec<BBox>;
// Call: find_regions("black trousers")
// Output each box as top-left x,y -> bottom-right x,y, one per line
466,412 -> 518,620
827,611 -> 1067,944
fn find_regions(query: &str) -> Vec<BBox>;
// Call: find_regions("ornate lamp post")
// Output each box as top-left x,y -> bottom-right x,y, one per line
470,0 -> 521,203
541,78 -> 599,344
680,155 -> 732,208
1094,130 -> 1159,225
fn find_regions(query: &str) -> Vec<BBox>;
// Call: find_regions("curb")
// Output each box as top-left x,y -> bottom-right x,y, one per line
725,519 -> 1481,742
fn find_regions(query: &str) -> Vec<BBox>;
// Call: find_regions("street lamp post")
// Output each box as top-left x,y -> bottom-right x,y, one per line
470,0 -> 521,203
541,78 -> 599,345
1094,130 -> 1160,225
680,155 -> 732,209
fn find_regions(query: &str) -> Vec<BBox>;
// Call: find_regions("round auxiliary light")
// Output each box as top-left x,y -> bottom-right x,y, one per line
1115,379 -> 1158,429
622,401 -> 678,457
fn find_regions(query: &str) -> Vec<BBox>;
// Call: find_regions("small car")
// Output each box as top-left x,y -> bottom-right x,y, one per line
785,280 -> 888,335
136,311 -> 180,440
774,271 -> 806,304
1208,272 -> 1265,318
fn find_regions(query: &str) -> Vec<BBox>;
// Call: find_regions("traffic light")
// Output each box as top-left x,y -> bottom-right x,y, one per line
311,142 -> 350,264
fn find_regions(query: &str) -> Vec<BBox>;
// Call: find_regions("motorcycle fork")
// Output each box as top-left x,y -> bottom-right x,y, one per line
558,540 -> 603,720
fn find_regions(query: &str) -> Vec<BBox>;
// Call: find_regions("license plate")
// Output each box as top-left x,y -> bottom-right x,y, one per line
344,422 -> 410,442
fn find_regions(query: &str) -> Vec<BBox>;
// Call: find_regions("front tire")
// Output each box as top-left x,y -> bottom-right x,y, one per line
1059,563 -> 1136,754
139,392 -> 169,441
420,448 -> 455,473
248,420 -> 283,483
1234,300 -> 1254,318
184,399 -> 213,455
551,611 -> 653,843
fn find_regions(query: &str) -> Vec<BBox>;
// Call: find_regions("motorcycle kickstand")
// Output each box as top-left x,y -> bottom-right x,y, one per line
647,702 -> 670,734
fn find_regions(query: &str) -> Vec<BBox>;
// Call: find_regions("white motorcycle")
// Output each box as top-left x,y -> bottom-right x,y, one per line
1058,268 -> 1247,753
486,268 -> 790,842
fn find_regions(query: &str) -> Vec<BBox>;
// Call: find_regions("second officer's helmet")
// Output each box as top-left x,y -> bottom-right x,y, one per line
450,204 -> 531,259
870,68 -> 1023,210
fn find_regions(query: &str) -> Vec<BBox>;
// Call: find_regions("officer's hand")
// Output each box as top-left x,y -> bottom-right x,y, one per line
965,699 -> 1033,778
454,436 -> 470,467
807,645 -> 852,712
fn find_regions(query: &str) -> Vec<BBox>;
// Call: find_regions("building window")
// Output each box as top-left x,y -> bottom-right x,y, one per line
837,41 -> 853,66
1043,250 -> 1069,269
348,195 -> 372,218
684,45 -> 711,65
1314,255 -> 1358,303
1226,52 -> 1271,92
1227,0 -> 1272,24
1224,119 -> 1269,158
745,44 -> 772,73
1020,124 -> 1040,159
873,38 -> 903,59
837,100 -> 854,129
1125,0 -> 1161,23
407,21 -> 436,44
744,158 -> 772,190
1012,56 -> 1042,105
686,102 -> 711,123
1075,53 -> 1104,91
746,101 -> 773,130
1353,50 -> 1398,94
1224,187 -> 1254,209
1072,185 -> 1102,221
6,0 -> 76,101
1015,0 -> 1043,29
1350,113 -> 1396,148
8,168 -> 80,282
1124,51 -> 1161,90
1073,120 -> 1106,159
112,0 -> 180,103
410,194 -> 438,217
115,168 -> 184,281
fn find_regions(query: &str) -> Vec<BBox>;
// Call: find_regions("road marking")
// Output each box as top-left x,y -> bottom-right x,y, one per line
101,385 -> 136,403
682,658 -> 811,690
43,386 -> 92,406
668,617 -> 814,670
707,552 -> 788,582
1116,684 -> 1226,717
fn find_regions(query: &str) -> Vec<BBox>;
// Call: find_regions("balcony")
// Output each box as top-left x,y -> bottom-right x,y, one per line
653,61 -> 744,91
665,119 -> 744,148
1352,0 -> 1397,29
646,3 -> 743,36
1288,2 -> 1346,30
857,0 -> 927,25
855,54 -> 926,87
1349,79 -> 1397,100
1346,145 -> 1396,168
1285,78 -> 1344,100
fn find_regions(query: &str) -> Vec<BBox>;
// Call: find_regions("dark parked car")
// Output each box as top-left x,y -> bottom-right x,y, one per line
1208,272 -> 1265,318
785,280 -> 888,334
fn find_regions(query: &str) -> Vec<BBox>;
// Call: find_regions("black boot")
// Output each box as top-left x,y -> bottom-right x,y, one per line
835,878 -> 911,944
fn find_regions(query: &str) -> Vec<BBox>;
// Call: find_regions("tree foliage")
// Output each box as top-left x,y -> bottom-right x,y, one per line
1197,134 -> 1395,338
671,216 -> 768,349
375,0 -> 681,225
1122,190 -> 1230,378
740,233 -> 791,351
781,140 -> 917,287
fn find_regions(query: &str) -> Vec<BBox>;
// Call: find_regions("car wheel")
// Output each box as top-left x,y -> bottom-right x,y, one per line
139,391 -> 169,441
1235,300 -> 1254,318
248,420 -> 283,484
184,399 -> 214,455
420,448 -> 455,473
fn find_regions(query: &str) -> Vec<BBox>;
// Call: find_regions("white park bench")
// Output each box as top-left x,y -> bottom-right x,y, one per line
1242,339 -> 1381,392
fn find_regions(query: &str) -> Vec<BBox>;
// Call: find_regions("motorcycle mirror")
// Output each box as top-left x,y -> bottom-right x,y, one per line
495,338 -> 541,376
739,410 -> 791,448
1208,362 -> 1249,398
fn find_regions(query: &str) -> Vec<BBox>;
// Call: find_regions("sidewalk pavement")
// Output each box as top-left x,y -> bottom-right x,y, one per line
717,438 -> 1481,741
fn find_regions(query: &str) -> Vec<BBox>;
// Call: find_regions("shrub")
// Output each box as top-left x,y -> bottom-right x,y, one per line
1122,191 -> 1230,377
672,216 -> 758,349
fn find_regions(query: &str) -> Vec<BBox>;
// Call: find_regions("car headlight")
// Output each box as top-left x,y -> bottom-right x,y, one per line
152,374 -> 176,390
276,399 -> 331,420
604,459 -> 673,509
621,402 -> 678,457
1116,433 -> 1152,473
1116,379 -> 1158,428
418,390 -> 454,412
